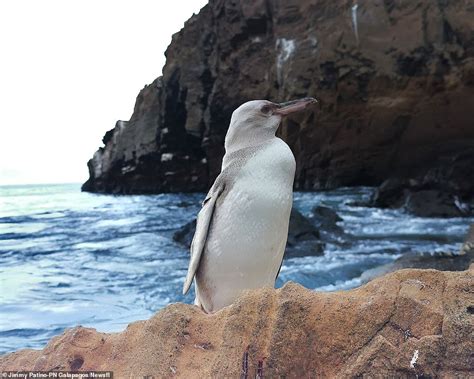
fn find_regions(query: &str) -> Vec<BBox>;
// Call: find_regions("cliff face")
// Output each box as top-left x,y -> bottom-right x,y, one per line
82,0 -> 474,194
1,268 -> 473,377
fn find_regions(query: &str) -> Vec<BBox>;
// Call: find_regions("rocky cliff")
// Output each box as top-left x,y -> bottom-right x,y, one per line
82,0 -> 474,195
1,268 -> 473,377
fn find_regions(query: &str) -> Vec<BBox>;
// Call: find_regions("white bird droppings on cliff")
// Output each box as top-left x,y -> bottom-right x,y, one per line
351,2 -> 359,45
275,38 -> 296,87
161,153 -> 174,162
117,120 -> 127,130
410,349 -> 419,368
309,36 -> 318,48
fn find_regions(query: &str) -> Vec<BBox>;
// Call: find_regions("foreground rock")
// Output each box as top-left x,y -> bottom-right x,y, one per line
82,0 -> 474,195
2,268 -> 473,377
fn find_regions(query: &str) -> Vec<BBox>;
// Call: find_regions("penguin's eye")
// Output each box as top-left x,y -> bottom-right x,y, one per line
260,104 -> 273,116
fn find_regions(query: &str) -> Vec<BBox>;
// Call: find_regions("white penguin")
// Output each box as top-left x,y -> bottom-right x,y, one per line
183,97 -> 317,313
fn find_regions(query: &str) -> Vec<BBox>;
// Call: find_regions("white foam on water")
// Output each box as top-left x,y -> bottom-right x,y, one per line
94,216 -> 145,228
0,222 -> 48,235
314,276 -> 363,292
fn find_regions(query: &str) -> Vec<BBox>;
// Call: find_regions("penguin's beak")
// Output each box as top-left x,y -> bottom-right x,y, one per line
274,97 -> 318,116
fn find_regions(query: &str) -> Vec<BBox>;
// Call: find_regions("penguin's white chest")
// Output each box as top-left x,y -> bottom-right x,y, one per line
230,140 -> 296,227
197,139 -> 296,311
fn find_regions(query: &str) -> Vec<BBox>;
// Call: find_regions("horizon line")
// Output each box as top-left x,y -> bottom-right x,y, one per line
0,181 -> 83,187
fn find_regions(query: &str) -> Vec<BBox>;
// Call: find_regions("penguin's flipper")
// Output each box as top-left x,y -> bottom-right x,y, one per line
182,184 -> 224,295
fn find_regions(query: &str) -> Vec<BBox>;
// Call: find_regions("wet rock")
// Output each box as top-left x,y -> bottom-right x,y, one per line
82,0 -> 474,195
422,148 -> 474,204
2,268 -> 473,377
372,178 -> 411,208
286,208 -> 325,257
173,220 -> 196,247
371,176 -> 473,217
404,190 -> 464,218
311,205 -> 343,232
288,209 -> 320,241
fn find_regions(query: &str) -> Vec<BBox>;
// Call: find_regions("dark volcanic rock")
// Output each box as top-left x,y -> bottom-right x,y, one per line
286,208 -> 325,257
173,219 -> 196,247
371,176 -> 473,217
404,190 -> 464,218
372,178 -> 412,208
312,205 -> 342,224
311,205 -> 343,232
82,78 -> 209,194
83,0 -> 474,194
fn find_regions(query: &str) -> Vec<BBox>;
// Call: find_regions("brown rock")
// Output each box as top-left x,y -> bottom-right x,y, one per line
2,268 -> 473,377
82,0 -> 474,195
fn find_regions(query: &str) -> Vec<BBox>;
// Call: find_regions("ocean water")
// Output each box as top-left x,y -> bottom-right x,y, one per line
0,183 -> 471,354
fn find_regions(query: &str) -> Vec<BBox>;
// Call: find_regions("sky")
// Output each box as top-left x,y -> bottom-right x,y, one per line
0,0 -> 208,185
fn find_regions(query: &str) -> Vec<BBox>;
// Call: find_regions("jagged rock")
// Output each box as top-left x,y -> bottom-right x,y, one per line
371,177 -> 473,217
286,208 -> 325,257
2,268 -> 473,377
404,190 -> 465,218
311,205 -> 343,232
82,0 -> 474,195
173,219 -> 196,247
372,178 -> 412,208
312,205 -> 342,224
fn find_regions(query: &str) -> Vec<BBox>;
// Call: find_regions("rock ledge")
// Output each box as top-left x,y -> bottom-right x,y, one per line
1,268 -> 473,377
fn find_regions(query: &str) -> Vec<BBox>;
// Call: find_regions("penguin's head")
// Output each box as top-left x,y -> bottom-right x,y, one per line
224,97 -> 317,153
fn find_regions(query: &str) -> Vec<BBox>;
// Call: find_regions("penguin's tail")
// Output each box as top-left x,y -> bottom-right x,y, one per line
193,282 -> 209,314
